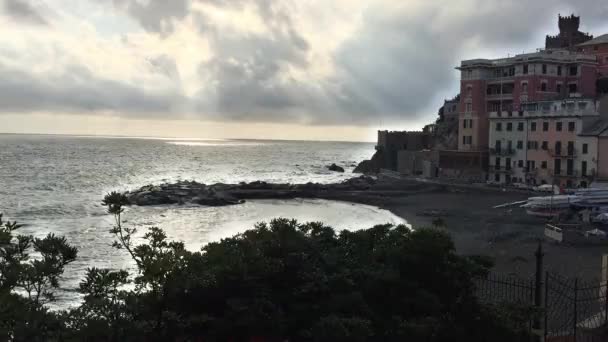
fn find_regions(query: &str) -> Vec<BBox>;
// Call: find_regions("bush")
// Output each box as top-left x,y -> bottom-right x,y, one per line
0,194 -> 532,341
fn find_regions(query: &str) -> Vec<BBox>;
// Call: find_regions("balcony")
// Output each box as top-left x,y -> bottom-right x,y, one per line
492,166 -> 513,174
489,148 -> 516,156
486,93 -> 514,101
550,169 -> 578,178
525,168 -> 538,175
547,148 -> 577,158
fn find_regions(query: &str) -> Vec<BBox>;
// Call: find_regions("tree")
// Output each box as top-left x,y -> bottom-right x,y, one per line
2,204 -> 533,341
0,214 -> 77,341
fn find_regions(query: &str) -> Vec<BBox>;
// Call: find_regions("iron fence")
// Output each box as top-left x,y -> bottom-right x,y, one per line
474,255 -> 608,341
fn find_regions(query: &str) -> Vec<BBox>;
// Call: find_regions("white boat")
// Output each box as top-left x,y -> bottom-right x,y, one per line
522,195 -> 577,218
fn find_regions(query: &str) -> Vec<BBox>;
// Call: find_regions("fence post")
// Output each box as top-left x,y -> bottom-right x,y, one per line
534,241 -> 544,338
543,272 -> 549,341
605,279 -> 608,326
573,278 -> 578,342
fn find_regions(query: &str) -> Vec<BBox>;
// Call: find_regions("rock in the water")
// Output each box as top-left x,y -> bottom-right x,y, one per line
353,160 -> 372,174
327,163 -> 345,173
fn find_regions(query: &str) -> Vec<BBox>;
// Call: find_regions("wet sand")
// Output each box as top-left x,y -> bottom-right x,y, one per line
341,179 -> 607,281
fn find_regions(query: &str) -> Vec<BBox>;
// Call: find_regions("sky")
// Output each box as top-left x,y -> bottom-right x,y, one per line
1,0 -> 608,142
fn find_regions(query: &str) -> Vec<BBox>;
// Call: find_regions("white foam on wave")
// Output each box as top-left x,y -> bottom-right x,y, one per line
165,141 -> 266,147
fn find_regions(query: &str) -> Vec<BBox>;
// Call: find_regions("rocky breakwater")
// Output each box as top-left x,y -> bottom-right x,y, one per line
125,176 -> 377,207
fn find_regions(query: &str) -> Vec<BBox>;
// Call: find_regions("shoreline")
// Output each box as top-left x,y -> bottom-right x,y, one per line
125,176 -> 608,281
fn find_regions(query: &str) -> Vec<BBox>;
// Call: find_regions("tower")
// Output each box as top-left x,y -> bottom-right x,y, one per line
545,14 -> 593,50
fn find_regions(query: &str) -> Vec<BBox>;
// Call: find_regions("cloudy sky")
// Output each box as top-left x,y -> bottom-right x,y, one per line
1,0 -> 607,141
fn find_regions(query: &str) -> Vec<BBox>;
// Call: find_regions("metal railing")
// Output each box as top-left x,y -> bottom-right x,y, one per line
548,148 -> 577,158
489,148 -> 516,156
492,166 -> 514,173
549,169 -> 579,177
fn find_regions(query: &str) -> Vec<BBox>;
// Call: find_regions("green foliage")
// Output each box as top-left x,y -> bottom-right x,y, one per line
1,197 -> 533,341
0,214 -> 77,341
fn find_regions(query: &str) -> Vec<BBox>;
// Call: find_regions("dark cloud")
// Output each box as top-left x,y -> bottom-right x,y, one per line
6,0 -> 608,126
3,0 -> 47,25
0,62 -> 184,116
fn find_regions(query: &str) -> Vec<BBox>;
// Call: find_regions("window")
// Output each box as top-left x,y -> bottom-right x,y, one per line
506,122 -> 513,131
467,86 -> 472,97
557,83 -> 562,93
517,122 -> 524,131
582,143 -> 588,154
541,82 -> 547,91
462,135 -> 466,145
582,161 -> 588,176
556,122 -> 563,132
543,122 -> 549,131
527,141 -> 538,150
518,160 -> 524,168
523,64 -> 528,74
569,66 -> 577,76
568,122 -> 575,132
530,122 -> 537,131
554,159 -> 562,175
542,64 -> 547,74
567,141 -> 574,156
469,119 -> 473,129
505,158 -> 512,170
494,173 -> 500,182
466,103 -> 472,112
496,122 -> 502,131
567,159 -> 574,175
522,83 -> 528,92
569,83 -> 578,93
517,140 -> 523,149
467,70 -> 473,78
495,157 -> 501,170
541,161 -> 548,169
557,66 -> 562,76
542,141 -> 548,150
463,119 -> 467,129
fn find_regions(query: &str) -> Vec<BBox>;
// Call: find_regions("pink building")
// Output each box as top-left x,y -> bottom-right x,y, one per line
457,49 -> 598,154
489,98 -> 603,187
437,15 -> 608,185
577,34 -> 608,78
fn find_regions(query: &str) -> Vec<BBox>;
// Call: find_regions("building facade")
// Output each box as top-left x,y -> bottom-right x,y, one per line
577,34 -> 608,78
488,98 -> 601,187
376,130 -> 434,171
457,49 -> 598,154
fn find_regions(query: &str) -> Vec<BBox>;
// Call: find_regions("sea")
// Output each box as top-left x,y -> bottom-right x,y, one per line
0,134 -> 406,308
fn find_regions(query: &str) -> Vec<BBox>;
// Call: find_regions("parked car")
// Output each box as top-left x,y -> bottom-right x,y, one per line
533,184 -> 559,193
512,182 -> 530,190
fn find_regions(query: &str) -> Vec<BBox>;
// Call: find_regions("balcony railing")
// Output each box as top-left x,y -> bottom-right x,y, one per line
550,169 -> 578,177
486,93 -> 514,100
525,168 -> 538,175
492,166 -> 513,173
547,148 -> 577,158
489,148 -> 516,156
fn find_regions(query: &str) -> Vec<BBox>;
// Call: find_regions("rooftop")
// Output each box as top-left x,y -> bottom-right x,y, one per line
580,119 -> 608,136
578,33 -> 608,46
459,50 -> 596,69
